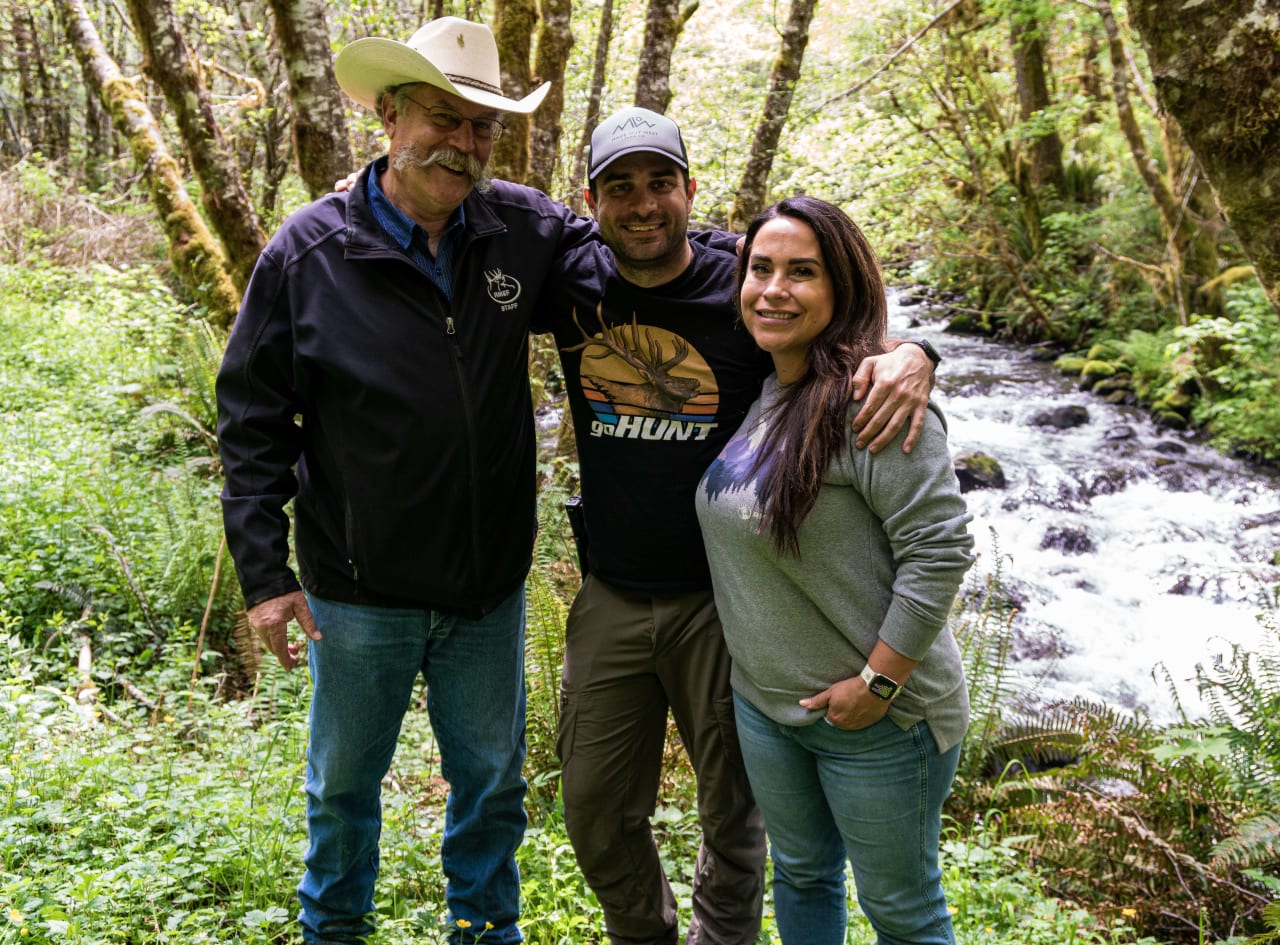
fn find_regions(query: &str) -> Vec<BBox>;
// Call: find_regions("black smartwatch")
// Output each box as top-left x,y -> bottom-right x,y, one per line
909,338 -> 942,368
859,663 -> 903,701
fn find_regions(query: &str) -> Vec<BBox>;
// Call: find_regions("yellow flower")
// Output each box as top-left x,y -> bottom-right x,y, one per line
456,919 -> 473,929
485,922 -> 495,930
8,908 -> 25,925
1122,907 -> 1137,918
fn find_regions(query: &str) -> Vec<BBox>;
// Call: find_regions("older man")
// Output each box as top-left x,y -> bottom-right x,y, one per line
216,18 -> 596,945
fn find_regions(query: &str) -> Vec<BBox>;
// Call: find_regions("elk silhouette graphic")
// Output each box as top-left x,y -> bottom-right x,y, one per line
563,305 -> 701,415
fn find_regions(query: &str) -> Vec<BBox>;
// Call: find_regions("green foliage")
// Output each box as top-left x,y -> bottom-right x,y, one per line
1182,593 -> 1280,878
0,263 -> 240,683
943,823 -> 1161,945
1167,283 -> 1280,464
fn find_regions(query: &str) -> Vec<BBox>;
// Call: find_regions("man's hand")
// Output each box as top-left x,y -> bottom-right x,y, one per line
247,590 -> 321,671
851,342 -> 934,453
799,677 -> 890,731
334,171 -> 360,193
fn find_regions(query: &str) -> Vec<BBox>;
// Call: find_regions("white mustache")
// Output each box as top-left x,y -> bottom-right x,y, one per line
393,144 -> 486,185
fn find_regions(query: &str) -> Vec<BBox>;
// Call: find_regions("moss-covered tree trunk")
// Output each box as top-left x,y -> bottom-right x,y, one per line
1010,3 -> 1066,193
266,0 -> 353,200
727,0 -> 817,231
124,0 -> 265,291
490,0 -> 536,183
1096,0 -> 1219,323
1126,0 -> 1280,314
567,0 -> 614,213
55,0 -> 240,328
527,0 -> 573,198
634,0 -> 697,114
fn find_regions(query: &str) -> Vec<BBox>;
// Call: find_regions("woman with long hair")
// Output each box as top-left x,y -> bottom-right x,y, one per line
695,196 -> 974,945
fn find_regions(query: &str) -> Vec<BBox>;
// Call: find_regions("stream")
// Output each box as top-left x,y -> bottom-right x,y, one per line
901,292 -> 1280,723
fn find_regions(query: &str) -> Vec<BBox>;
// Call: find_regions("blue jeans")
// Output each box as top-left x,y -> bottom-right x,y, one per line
298,590 -> 528,945
733,694 -> 959,945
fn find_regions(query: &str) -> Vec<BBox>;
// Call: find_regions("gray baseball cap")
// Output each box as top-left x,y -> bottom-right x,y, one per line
588,107 -> 689,180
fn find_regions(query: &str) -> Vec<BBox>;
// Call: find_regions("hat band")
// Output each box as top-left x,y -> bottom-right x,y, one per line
446,73 -> 504,96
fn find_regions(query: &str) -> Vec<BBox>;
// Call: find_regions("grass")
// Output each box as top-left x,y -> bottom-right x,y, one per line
0,630 -> 1160,945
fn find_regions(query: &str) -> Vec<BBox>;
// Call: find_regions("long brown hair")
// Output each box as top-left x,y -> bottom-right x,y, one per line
737,196 -> 888,555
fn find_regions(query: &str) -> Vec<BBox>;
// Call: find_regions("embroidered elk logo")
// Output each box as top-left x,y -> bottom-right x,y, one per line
484,268 -> 520,303
562,304 -> 701,415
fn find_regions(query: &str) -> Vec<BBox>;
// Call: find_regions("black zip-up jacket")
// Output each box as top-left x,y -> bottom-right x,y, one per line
216,161 -> 596,616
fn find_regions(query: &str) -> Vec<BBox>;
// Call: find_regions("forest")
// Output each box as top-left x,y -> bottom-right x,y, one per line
1,0 -> 1278,942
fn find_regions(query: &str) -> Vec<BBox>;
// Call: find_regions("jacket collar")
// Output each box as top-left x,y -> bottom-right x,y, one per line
345,157 -> 507,255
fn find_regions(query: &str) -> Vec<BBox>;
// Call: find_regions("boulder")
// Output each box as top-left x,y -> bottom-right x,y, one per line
954,450 -> 1007,492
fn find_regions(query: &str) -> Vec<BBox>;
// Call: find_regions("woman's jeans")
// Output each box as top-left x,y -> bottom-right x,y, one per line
733,694 -> 959,945
298,590 -> 528,945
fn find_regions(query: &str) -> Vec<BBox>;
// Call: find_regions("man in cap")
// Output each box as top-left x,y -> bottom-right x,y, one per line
216,17 -> 599,945
531,107 -> 938,945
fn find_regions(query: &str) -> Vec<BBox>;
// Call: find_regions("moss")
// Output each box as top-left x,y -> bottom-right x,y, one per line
1156,389 -> 1195,415
1086,341 -> 1123,361
99,75 -> 239,327
1093,376 -> 1134,396
1080,360 -> 1117,390
1055,355 -> 1087,376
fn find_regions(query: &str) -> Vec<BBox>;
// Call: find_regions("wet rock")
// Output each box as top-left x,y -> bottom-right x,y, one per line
1040,526 -> 1095,555
1079,360 -> 1117,391
1084,468 -> 1137,497
1055,355 -> 1088,377
1154,440 -> 1187,455
1028,345 -> 1061,362
954,451 -> 1007,492
1154,464 -> 1198,491
1014,626 -> 1070,661
1105,425 -> 1135,441
1167,574 -> 1198,596
1030,405 -> 1090,429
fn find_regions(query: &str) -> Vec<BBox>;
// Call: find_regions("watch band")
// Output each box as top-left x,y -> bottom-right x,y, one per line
909,338 -> 942,368
859,663 -> 903,701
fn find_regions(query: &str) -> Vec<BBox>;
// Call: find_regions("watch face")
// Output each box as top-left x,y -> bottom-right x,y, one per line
867,674 -> 899,700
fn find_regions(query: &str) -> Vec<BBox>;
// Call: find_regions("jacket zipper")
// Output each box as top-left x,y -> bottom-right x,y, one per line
344,496 -> 359,594
444,314 -> 485,597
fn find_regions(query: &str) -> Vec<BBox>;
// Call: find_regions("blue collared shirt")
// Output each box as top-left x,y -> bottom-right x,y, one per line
366,161 -> 465,301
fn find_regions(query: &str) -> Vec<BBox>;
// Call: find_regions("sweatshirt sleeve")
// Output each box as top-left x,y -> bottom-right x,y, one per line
526,191 -> 603,336
215,249 -> 305,609
853,401 -> 975,660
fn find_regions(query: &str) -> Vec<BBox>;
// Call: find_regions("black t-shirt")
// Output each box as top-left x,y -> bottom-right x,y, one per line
533,238 -> 773,592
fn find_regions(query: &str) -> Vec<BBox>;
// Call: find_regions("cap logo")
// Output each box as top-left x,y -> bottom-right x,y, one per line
613,116 -> 656,136
456,33 -> 465,47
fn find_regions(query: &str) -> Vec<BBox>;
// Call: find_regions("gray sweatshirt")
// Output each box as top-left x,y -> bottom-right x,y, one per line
695,375 -> 976,753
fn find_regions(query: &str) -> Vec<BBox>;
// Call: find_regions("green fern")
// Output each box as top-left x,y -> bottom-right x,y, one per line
523,487 -> 576,806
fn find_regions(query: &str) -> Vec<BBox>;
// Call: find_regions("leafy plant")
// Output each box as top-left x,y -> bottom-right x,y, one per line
1168,283 -> 1280,464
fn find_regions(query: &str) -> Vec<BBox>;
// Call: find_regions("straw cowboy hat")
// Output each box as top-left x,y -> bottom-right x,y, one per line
335,17 -> 550,115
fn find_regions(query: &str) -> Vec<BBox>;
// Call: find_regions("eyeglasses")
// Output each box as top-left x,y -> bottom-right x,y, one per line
403,95 -> 506,142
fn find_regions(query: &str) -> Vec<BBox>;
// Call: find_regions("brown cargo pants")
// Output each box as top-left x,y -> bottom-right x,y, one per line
556,575 -> 767,945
